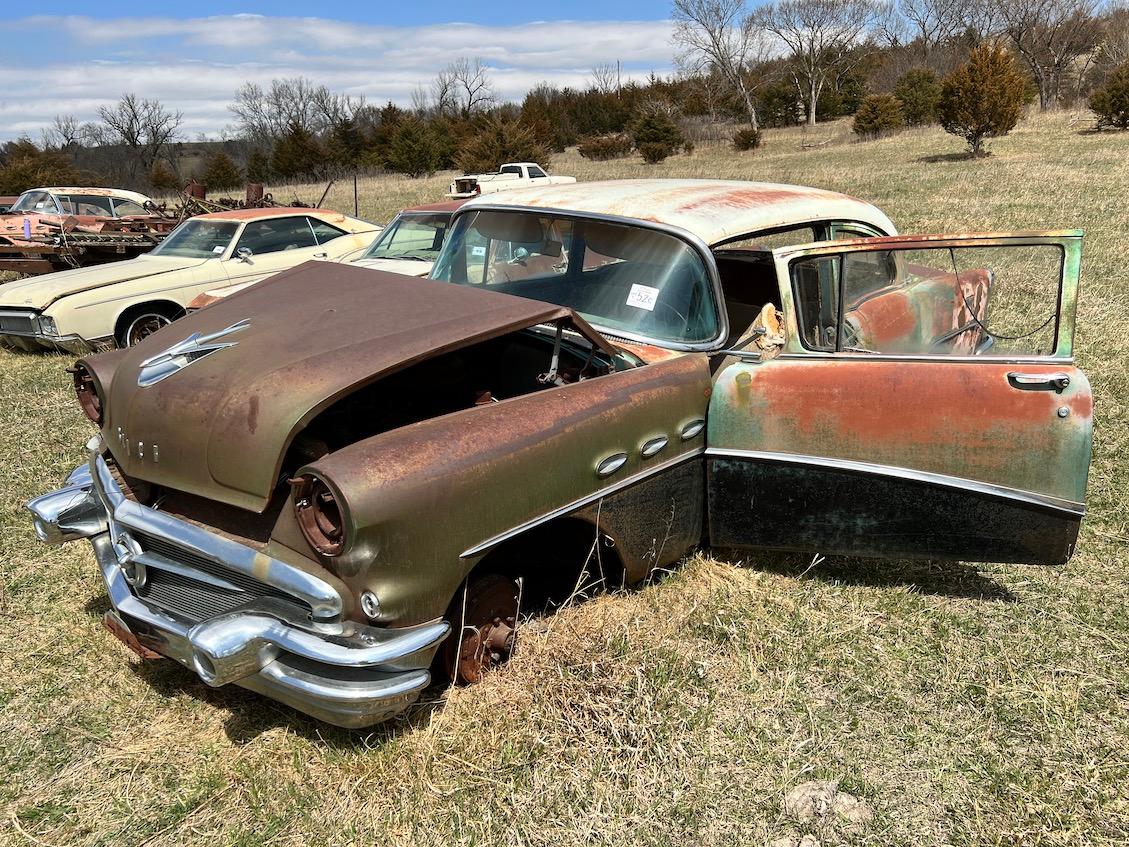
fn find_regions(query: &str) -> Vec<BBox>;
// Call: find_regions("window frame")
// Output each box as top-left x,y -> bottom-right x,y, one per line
777,233 -> 1079,362
233,215 -> 320,256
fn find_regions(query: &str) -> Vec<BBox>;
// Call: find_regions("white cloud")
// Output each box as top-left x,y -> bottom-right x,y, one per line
1,14 -> 675,140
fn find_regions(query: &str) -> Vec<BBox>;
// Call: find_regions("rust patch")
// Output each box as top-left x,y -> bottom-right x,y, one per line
247,395 -> 259,434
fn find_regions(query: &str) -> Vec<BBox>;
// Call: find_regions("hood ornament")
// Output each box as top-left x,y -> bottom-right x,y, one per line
137,319 -> 250,387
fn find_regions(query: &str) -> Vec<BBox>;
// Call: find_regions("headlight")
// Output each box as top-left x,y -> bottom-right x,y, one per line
291,474 -> 347,556
69,362 -> 103,425
38,315 -> 58,336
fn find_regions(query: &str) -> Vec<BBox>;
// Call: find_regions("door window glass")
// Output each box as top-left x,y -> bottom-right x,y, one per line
722,225 -> 821,251
235,217 -> 318,255
307,217 -> 347,245
112,198 -> 149,217
528,166 -> 547,178
791,244 -> 1064,356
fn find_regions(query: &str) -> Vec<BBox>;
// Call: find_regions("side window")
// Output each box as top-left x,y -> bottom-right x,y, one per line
307,217 -> 346,245
792,256 -> 840,351
112,198 -> 149,217
235,217 -> 318,255
721,225 -> 822,251
528,166 -> 547,178
791,245 -> 1065,356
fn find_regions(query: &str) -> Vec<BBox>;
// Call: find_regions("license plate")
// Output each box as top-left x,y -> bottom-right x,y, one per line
103,610 -> 163,660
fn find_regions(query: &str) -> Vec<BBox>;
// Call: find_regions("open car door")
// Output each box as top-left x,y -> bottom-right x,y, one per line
706,232 -> 1091,565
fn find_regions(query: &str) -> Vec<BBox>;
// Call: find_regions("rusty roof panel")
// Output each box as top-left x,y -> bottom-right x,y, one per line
464,179 -> 897,244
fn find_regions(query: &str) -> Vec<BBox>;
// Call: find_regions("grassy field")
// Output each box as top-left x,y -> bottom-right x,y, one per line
1,112 -> 1126,846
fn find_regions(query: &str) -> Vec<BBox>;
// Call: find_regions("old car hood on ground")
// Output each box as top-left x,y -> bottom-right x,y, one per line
0,255 -> 209,310
94,261 -> 579,512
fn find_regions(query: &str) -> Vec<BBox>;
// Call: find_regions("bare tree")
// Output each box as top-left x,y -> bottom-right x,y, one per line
432,67 -> 459,117
899,0 -> 964,54
97,93 -> 183,179
672,0 -> 771,130
229,77 -> 364,141
588,62 -> 622,93
999,0 -> 1105,109
758,0 -> 882,125
444,57 -> 496,118
45,114 -> 84,151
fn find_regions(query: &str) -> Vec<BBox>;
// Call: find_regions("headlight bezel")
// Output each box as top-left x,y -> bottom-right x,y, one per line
291,473 -> 349,557
69,362 -> 104,425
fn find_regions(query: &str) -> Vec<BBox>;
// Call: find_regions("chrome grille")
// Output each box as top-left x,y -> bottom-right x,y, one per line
0,312 -> 35,333
131,530 -> 312,622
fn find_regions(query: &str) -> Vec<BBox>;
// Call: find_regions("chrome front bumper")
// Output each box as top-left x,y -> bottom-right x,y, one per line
26,438 -> 449,728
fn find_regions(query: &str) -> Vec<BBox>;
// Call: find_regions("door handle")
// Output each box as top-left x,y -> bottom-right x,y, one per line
313,252 -> 328,259
1007,372 -> 1071,393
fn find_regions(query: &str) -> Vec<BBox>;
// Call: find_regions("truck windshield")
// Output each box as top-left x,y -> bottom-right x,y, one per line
431,209 -> 721,346
362,212 -> 452,262
151,219 -> 239,258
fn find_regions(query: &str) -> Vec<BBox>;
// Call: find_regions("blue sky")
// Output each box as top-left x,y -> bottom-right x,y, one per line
0,7 -> 676,141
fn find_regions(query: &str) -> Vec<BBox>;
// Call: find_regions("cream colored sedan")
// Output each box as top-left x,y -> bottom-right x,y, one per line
0,207 -> 380,352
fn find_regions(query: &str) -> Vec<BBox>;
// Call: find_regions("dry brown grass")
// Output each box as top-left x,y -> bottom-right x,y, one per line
1,111 -> 1127,846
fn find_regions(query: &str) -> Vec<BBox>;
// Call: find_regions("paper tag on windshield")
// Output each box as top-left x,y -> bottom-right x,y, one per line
212,246 -> 224,254
626,284 -> 659,311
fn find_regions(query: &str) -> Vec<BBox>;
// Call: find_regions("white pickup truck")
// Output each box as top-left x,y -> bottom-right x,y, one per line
447,162 -> 576,199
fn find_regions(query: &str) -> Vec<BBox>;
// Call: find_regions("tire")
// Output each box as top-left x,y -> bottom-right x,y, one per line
117,309 -> 175,348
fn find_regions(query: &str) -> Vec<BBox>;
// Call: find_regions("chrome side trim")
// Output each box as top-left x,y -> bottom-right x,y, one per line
704,448 -> 1085,516
460,448 -> 704,559
777,352 -> 1076,365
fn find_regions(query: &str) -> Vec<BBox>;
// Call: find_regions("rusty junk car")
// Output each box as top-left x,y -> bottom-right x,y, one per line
27,179 -> 1093,728
0,186 -> 179,275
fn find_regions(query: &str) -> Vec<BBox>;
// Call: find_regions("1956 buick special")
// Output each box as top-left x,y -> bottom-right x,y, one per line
27,180 -> 1092,728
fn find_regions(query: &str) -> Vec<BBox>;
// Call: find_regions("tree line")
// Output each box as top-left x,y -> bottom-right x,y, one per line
3,0 -> 1129,195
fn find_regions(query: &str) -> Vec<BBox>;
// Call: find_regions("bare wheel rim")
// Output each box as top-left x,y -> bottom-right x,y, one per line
443,573 -> 519,685
124,313 -> 171,346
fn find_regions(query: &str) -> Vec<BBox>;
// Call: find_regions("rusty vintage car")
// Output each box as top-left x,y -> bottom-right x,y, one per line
26,179 -> 1092,728
0,187 -> 179,275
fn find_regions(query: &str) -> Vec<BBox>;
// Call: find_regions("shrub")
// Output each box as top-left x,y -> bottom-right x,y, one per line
894,68 -> 942,125
384,118 -> 443,177
1090,61 -> 1129,129
148,160 -> 181,193
638,142 -> 674,164
852,94 -> 905,139
630,111 -> 685,152
938,44 -> 1026,156
270,121 -> 325,180
201,151 -> 243,191
577,132 -> 633,161
245,149 -> 271,183
456,115 -> 549,175
0,138 -> 85,194
733,126 -> 762,151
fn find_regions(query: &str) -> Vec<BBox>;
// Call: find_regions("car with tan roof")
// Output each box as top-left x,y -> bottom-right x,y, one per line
0,206 -> 380,352
28,179 -> 1091,728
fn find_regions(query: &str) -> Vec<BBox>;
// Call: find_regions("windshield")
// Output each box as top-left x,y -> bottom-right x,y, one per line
151,219 -> 239,258
10,191 -> 59,214
431,210 -> 721,346
363,212 -> 452,262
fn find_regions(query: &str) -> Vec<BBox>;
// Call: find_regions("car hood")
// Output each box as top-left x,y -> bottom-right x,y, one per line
91,261 -> 580,512
0,255 -> 210,311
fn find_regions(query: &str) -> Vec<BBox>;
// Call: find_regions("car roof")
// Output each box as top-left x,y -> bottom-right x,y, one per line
463,179 -> 896,245
25,187 -> 154,205
404,199 -> 466,213
194,206 -> 344,222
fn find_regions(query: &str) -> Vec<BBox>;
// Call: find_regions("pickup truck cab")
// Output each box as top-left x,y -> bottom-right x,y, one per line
448,162 -> 576,199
